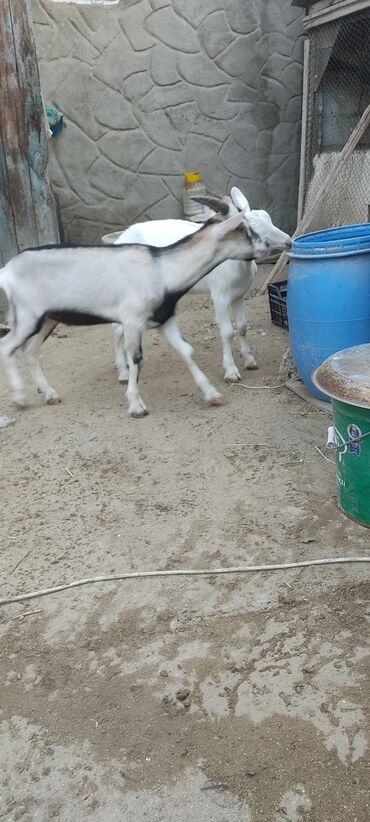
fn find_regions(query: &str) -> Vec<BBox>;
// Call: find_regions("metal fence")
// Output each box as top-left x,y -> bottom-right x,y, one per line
302,10 -> 370,230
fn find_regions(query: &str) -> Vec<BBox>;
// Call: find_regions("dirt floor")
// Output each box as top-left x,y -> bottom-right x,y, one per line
0,266 -> 369,821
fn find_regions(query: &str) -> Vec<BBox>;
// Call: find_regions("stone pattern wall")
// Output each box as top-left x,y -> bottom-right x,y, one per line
33,0 -> 304,243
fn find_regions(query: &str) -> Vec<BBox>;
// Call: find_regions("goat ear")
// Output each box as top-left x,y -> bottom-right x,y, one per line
230,187 -> 251,213
212,211 -> 245,239
191,196 -> 231,217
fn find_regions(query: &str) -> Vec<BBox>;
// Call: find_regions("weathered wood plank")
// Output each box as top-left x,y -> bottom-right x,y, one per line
0,0 -> 39,249
0,0 -> 58,264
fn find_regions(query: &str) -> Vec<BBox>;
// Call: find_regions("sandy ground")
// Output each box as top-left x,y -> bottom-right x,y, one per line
0,266 -> 369,822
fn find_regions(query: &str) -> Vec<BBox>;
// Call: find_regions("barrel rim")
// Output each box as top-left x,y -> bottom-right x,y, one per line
294,223 -> 370,243
289,246 -> 370,260
291,223 -> 370,258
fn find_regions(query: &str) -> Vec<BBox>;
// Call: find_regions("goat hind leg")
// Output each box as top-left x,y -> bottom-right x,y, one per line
0,315 -> 40,407
23,320 -> 61,404
160,317 -> 223,405
213,294 -> 240,382
112,323 -> 129,383
124,326 -> 147,417
231,296 -> 257,370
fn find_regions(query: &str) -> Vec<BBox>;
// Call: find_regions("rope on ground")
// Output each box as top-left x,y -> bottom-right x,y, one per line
1,557 -> 369,607
233,382 -> 283,390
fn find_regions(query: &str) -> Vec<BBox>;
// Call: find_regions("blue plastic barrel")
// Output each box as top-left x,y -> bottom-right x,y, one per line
288,224 -> 370,401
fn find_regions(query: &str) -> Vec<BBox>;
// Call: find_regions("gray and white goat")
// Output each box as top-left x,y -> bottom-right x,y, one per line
0,187 -> 290,416
112,188 -> 265,383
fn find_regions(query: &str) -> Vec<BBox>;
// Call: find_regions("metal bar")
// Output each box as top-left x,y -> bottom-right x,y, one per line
297,36 -> 310,224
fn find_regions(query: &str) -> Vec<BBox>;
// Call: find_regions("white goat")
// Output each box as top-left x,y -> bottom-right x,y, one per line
0,187 -> 290,416
111,191 -> 262,383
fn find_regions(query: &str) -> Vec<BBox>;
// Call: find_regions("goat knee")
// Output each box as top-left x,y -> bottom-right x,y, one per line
160,318 -> 223,405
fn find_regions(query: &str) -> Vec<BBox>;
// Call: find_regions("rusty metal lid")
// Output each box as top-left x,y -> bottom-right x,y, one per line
312,344 -> 370,408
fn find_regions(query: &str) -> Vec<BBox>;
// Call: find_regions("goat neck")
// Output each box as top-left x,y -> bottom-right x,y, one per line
159,213 -> 251,294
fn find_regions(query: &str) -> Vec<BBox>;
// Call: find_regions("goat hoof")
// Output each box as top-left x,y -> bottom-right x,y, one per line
206,392 -> 223,406
128,401 -> 148,418
118,374 -> 129,384
245,357 -> 258,370
13,395 -> 27,409
224,370 -> 241,383
46,391 -> 61,405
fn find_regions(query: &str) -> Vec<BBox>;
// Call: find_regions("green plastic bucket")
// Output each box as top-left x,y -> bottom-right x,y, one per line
313,343 -> 370,528
331,400 -> 370,526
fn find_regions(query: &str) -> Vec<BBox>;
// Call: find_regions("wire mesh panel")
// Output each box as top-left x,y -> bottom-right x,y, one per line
303,10 -> 370,230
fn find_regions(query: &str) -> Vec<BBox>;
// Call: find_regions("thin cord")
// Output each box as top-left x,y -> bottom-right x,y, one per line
315,445 -> 336,465
333,431 -> 370,451
234,382 -> 283,390
1,557 -> 369,606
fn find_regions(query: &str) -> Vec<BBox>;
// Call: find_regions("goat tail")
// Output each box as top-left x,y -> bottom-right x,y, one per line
0,267 -> 13,333
6,298 -> 16,330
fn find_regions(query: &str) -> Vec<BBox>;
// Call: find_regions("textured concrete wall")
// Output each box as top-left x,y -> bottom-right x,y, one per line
33,0 -> 304,243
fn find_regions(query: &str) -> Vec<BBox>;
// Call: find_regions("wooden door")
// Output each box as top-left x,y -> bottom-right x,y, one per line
0,0 -> 59,268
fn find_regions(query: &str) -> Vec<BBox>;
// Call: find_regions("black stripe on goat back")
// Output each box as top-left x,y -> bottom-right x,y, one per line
20,243 -> 125,252
48,310 -> 113,326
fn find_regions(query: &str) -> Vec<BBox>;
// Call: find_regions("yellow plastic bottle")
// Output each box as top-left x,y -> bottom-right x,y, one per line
182,171 -> 206,223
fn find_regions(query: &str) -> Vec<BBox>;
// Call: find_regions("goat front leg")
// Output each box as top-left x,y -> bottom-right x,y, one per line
160,317 -> 223,405
231,296 -> 257,370
23,319 -> 61,404
112,323 -> 129,383
124,326 -> 148,417
212,293 -> 241,382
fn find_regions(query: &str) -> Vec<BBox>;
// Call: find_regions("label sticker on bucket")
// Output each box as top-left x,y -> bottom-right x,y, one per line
347,424 -> 362,456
